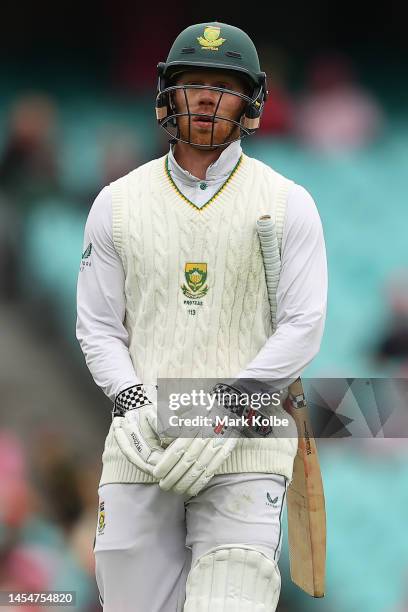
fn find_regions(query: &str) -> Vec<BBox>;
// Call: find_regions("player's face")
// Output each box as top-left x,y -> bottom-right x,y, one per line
173,70 -> 249,148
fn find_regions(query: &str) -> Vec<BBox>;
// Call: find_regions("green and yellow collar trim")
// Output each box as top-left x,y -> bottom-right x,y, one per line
164,154 -> 243,212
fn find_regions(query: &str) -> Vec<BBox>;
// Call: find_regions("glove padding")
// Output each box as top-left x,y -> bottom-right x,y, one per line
152,380 -> 283,497
153,382 -> 245,496
152,434 -> 238,497
113,401 -> 164,476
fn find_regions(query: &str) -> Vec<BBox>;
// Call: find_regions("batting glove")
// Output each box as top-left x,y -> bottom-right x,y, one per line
113,385 -> 164,475
152,382 -> 260,497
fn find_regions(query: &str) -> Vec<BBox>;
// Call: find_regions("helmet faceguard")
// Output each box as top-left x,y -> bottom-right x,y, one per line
156,22 -> 268,148
156,71 -> 266,148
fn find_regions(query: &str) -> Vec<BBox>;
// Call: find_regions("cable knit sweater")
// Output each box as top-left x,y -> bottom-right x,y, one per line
99,152 -> 299,486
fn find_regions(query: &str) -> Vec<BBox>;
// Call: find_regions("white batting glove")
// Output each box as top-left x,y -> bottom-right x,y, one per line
153,382 -> 260,497
113,385 -> 164,475
152,434 -> 238,497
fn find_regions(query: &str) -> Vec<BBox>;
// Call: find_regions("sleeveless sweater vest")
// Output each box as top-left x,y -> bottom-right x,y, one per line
100,153 -> 298,486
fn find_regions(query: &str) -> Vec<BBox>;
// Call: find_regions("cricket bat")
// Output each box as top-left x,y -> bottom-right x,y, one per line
284,378 -> 326,597
257,215 -> 326,598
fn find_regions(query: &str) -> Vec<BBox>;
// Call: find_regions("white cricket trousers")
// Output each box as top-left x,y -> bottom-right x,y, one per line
94,472 -> 287,612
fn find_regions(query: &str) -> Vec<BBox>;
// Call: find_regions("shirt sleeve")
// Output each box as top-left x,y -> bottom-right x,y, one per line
76,186 -> 141,402
236,182 -> 328,389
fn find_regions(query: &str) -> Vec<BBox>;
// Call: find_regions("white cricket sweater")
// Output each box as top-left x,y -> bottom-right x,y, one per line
76,142 -> 328,486
100,152 -> 300,485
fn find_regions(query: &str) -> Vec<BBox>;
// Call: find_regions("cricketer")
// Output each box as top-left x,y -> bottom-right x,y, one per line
76,21 -> 328,611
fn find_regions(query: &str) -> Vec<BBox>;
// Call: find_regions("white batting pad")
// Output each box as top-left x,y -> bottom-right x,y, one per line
184,545 -> 281,611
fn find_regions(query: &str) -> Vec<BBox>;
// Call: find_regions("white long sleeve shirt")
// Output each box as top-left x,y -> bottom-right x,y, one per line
76,141 -> 328,402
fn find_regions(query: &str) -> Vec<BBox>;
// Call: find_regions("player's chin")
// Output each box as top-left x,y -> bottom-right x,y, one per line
188,125 -> 231,148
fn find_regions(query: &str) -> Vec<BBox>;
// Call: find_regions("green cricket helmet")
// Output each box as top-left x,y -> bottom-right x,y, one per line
156,22 -> 268,147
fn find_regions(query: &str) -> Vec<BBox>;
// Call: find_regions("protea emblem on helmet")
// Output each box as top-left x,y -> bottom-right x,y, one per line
182,263 -> 209,298
197,26 -> 226,50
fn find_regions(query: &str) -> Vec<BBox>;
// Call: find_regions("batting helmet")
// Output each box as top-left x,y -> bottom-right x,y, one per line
156,22 -> 268,147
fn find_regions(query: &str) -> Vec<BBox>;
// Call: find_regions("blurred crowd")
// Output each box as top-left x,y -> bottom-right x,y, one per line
0,47 -> 407,612
0,51 -> 387,297
0,430 -> 101,610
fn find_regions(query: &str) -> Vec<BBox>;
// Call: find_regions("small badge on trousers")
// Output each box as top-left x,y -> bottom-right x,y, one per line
98,501 -> 106,535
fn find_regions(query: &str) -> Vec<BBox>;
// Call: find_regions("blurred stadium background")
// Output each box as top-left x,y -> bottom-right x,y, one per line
0,3 -> 407,610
